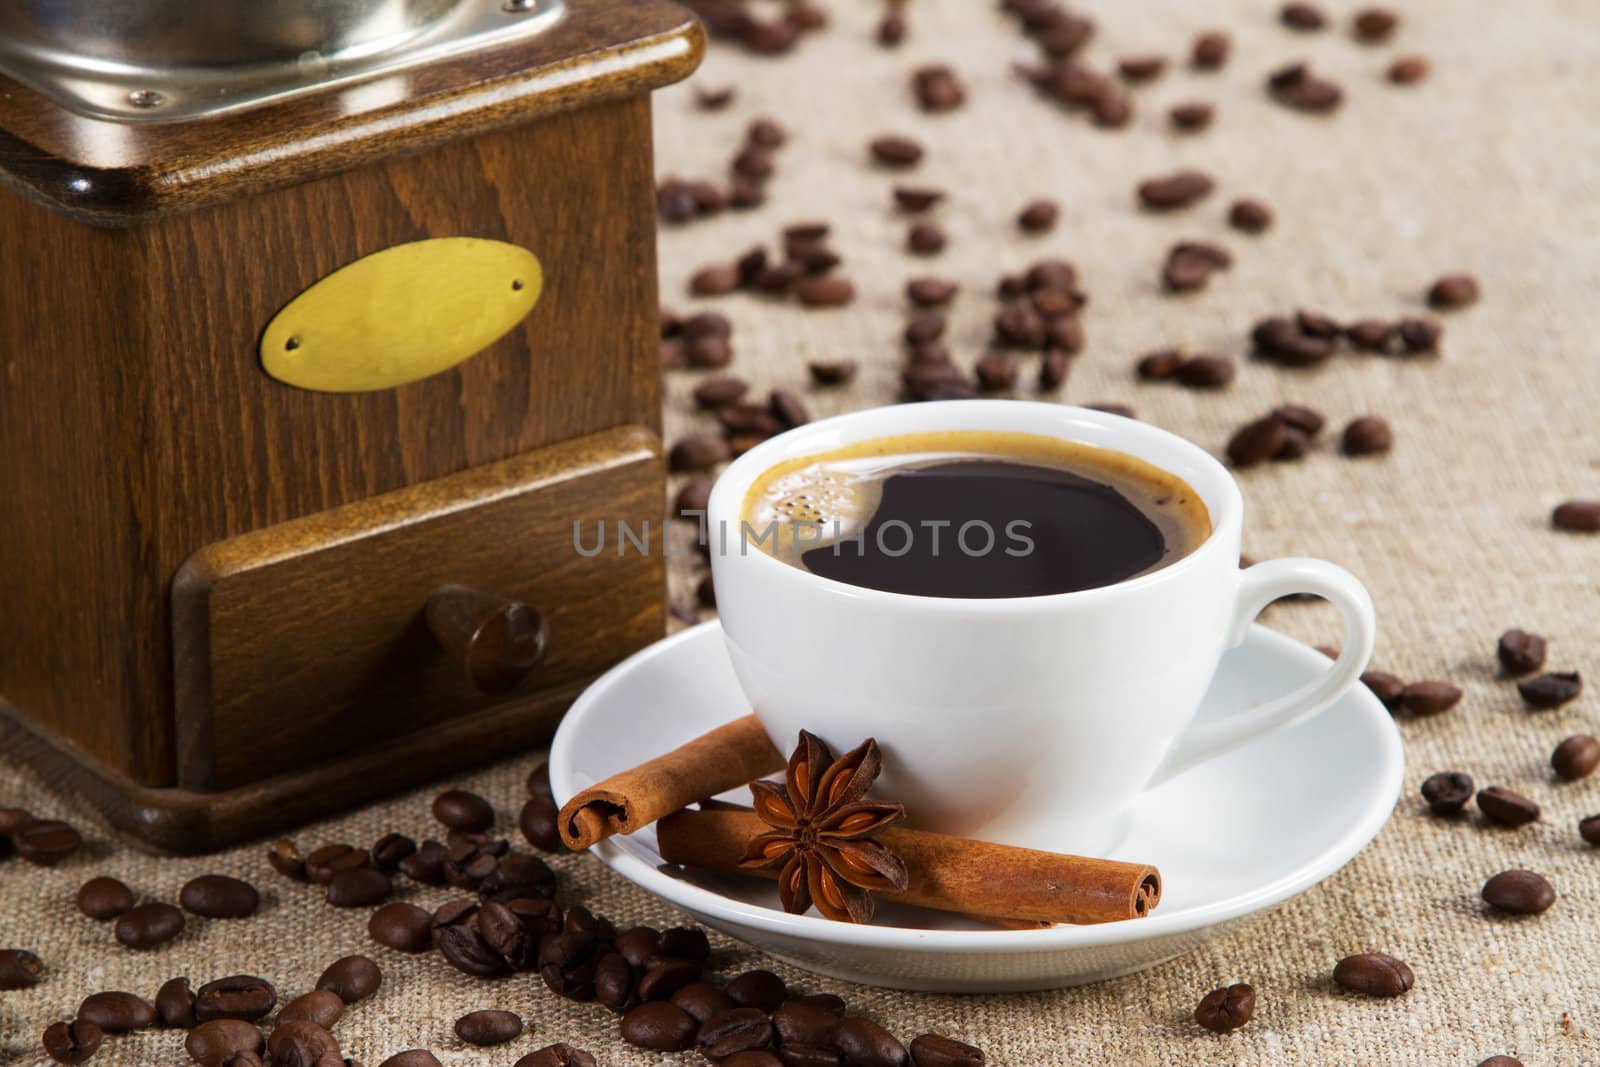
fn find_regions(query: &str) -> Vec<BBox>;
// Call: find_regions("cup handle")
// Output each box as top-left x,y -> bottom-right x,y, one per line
1146,557 -> 1376,789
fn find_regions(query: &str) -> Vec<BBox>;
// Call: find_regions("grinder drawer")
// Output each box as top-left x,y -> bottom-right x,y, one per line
171,426 -> 664,791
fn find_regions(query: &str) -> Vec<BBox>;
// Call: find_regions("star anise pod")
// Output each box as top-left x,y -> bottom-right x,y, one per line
738,730 -> 909,923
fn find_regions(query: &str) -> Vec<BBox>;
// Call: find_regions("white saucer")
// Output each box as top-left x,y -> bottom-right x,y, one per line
549,621 -> 1403,993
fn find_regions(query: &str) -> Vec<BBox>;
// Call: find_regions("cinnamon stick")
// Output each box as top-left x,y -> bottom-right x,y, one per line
656,809 -> 1161,925
557,715 -> 783,850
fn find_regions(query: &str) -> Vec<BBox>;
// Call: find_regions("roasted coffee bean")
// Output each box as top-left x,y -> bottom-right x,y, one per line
267,1019 -> 340,1066
1478,786 -> 1540,827
1389,55 -> 1430,84
540,930 -> 600,998
1091,91 -> 1134,128
1397,317 -> 1442,354
893,186 -> 945,213
771,389 -> 812,429
1428,274 -> 1479,310
836,1017 -> 910,1067
193,976 -> 275,1023
728,178 -> 766,210
975,351 -> 1019,391
1163,242 -> 1231,291
670,432 -> 732,472
774,1003 -> 841,1047
870,136 -> 924,168
620,1001 -> 698,1051
77,991 -> 157,1033
905,277 -> 958,308
1580,815 -> 1600,846
526,760 -> 555,801
516,1044 -> 597,1067
13,819 -> 81,866
595,952 -> 638,1012
278,991 -> 344,1029
608,925 -> 659,969
1039,349 -> 1070,390
1280,3 -> 1327,30
1137,349 -> 1185,381
399,840 -> 448,885
76,877 -> 135,920
701,1007 -> 775,1059
1138,170 -> 1214,210
1333,953 -> 1413,997
717,404 -> 784,438
186,1019 -> 266,1066
114,901 -> 184,950
789,992 -> 848,1016
1169,101 -> 1214,132
433,789 -> 495,833
690,264 -> 741,297
693,377 -> 749,410
1024,258 -> 1078,292
42,1020 -> 102,1064
1553,735 -> 1600,781
456,1009 -> 523,1046
157,976 -> 199,1028
1400,681 -> 1461,716
376,1052 -> 443,1067
796,276 -> 857,307
877,12 -> 906,47
267,840 -> 308,881
1192,31 -> 1230,69
1252,315 -> 1335,365
1356,671 -> 1404,711
1518,671 -> 1582,709
993,305 -> 1045,347
1227,198 -> 1272,233
696,573 -> 718,607
1482,870 -> 1555,916
1345,319 -> 1395,352
370,833 -> 417,871
686,335 -> 734,369
368,902 -> 433,953
1227,416 -> 1287,469
912,64 -> 965,111
327,866 -> 392,908
519,799 -> 563,853
637,959 -> 702,1002
1017,199 -> 1059,233
439,922 -> 510,979
475,901 -> 536,968
1553,500 -> 1600,532
663,982 -> 728,1025
808,360 -> 859,386
316,955 -> 382,1003
1273,403 -> 1325,435
305,844 -> 368,884
1275,427 -> 1311,460
726,969 -> 788,1011
1117,54 -> 1166,82
731,147 -> 775,182
1477,1058 -> 1524,1067
180,875 -> 260,919
907,223 -> 947,256
0,806 -> 31,836
675,478 -> 713,519
1269,64 -> 1343,111
1341,416 -> 1393,457
694,84 -> 734,110
1353,7 -> 1400,42
1496,629 -> 1547,675
481,852 -> 556,902
1175,354 -> 1235,389
1194,984 -> 1255,1033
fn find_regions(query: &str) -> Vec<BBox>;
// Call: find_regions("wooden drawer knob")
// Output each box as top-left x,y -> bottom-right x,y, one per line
425,585 -> 549,695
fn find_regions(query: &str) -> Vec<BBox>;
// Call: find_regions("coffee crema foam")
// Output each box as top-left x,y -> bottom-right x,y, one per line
741,430 -> 1213,587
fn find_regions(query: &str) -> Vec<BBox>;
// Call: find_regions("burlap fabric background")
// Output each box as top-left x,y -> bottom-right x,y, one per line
4,1 -> 1599,1063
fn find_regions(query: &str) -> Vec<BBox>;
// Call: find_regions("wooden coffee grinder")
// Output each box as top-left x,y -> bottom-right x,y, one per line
0,0 -> 701,851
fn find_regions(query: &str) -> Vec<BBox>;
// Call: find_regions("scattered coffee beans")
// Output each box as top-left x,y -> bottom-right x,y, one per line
1170,101 -> 1215,132
180,875 -> 260,919
1428,274 -> 1480,310
369,901 -> 434,953
457,1009 -> 524,1046
1138,170 -> 1214,210
1228,198 -> 1273,233
907,223 -> 947,256
1362,671 -> 1406,710
1268,63 -> 1343,112
1552,735 -> 1600,781
114,901 -> 184,950
1192,31 -> 1230,69
1341,416 -> 1393,456
796,275 -> 857,307
1421,771 -> 1475,815
1389,55 -> 1430,84
836,1017 -> 910,1066
1174,354 -> 1235,389
893,186 -> 945,213
1017,200 -> 1059,232
1497,629 -> 1547,675
42,1019 -> 102,1065
13,819 -> 81,866
808,359 -> 859,385
278,990 -> 343,1029
433,789 -> 495,833
1353,8 -> 1401,43
266,1019 -> 339,1065
1280,3 -> 1327,31
620,1001 -> 698,1051
76,877 -> 135,920
195,976 -> 276,1023
870,135 -> 924,168
1227,415 -> 1288,469
1163,241 -> 1232,291
1118,55 -> 1166,82
1333,953 -> 1413,997
0,947 -> 44,990
316,955 -> 382,1004
186,1019 -> 266,1066
1400,680 -> 1462,715
1552,500 -> 1600,532
1478,786 -> 1540,828
1481,870 -> 1555,915
1517,671 -> 1582,709
327,866 -> 393,908
77,990 -> 157,1033
912,65 -> 966,111
1194,983 -> 1255,1033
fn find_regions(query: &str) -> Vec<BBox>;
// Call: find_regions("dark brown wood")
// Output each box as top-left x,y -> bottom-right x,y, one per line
0,74 -> 680,795
426,586 -> 549,696
172,428 -> 662,791
0,676 -> 592,855
0,0 -> 704,223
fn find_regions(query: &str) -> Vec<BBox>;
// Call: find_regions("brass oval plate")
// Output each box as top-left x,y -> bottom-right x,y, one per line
261,237 -> 543,393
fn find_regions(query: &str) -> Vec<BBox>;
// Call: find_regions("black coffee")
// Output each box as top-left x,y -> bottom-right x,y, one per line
742,430 -> 1210,598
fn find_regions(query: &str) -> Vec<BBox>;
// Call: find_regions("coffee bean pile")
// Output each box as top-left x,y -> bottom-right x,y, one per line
689,222 -> 856,308
659,117 -> 790,225
1251,309 -> 1446,367
1002,2 -> 1132,129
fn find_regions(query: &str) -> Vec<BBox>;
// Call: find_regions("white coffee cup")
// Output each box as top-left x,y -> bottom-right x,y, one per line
706,400 -> 1376,856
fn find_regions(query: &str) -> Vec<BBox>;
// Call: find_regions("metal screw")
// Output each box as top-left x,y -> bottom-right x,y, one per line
127,89 -> 166,109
